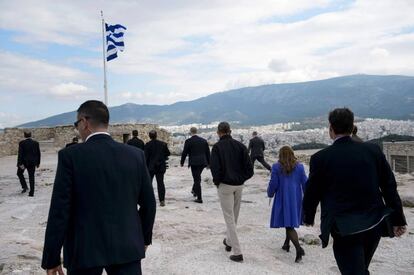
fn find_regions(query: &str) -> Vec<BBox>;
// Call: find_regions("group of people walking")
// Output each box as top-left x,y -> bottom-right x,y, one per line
265,108 -> 407,275
15,100 -> 407,275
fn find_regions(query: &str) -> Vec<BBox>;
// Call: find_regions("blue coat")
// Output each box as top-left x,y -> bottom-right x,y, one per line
267,162 -> 308,228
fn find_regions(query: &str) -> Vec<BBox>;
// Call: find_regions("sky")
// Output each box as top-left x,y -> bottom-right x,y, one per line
0,0 -> 414,128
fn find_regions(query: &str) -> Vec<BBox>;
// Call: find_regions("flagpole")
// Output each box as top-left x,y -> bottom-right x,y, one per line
101,10 -> 108,105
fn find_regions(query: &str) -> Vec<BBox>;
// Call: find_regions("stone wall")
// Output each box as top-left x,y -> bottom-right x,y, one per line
108,124 -> 170,145
383,141 -> 414,174
0,124 -> 171,157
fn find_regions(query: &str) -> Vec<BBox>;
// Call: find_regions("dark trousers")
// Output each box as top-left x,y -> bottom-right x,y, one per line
150,172 -> 165,202
250,155 -> 271,171
332,225 -> 381,275
17,166 -> 36,195
67,260 -> 141,275
190,165 -> 204,200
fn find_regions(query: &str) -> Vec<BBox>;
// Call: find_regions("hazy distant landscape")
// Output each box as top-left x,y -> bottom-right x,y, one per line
12,73 -> 414,157
165,118 -> 414,157
18,74 -> 414,128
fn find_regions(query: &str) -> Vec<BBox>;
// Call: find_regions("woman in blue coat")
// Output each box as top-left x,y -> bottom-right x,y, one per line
267,146 -> 308,263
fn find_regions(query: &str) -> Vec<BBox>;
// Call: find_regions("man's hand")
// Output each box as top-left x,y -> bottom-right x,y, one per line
47,265 -> 64,275
393,226 -> 407,237
19,165 -> 25,170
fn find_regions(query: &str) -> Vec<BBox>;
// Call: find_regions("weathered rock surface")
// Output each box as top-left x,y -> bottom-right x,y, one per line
0,151 -> 413,274
300,234 -> 322,246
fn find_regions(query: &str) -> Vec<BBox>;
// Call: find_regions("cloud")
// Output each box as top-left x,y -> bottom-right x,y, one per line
0,0 -> 328,46
49,82 -> 93,98
0,51 -> 94,97
118,91 -> 189,105
370,47 -> 390,58
0,112 -> 24,129
1,0 -> 414,111
225,68 -> 339,90
268,58 -> 292,72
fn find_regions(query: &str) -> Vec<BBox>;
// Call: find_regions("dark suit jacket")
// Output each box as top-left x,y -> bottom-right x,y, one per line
42,134 -> 156,271
17,138 -> 41,167
144,139 -> 170,174
303,136 -> 406,248
248,136 -> 265,158
180,135 -> 210,167
65,142 -> 78,148
351,134 -> 363,142
127,137 -> 145,151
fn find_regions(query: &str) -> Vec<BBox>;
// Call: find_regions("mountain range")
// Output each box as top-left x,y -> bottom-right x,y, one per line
19,74 -> 414,127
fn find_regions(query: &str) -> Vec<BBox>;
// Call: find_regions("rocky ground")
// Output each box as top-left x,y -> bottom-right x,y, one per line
0,148 -> 413,275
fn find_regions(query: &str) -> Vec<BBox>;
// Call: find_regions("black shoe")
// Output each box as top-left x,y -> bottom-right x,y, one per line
295,247 -> 305,263
28,194 -> 34,197
194,199 -> 203,203
21,189 -> 27,194
160,201 -> 165,207
223,239 -> 232,252
230,254 -> 243,262
282,244 -> 290,252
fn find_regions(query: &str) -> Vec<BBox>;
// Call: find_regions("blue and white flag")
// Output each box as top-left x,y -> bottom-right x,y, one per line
105,23 -> 127,61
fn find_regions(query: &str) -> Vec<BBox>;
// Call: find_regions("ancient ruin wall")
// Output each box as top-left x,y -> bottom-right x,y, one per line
0,124 -> 171,157
383,141 -> 414,174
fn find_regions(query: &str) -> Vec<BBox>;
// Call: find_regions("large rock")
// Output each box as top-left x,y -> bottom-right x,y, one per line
300,234 -> 321,245
203,177 -> 214,185
169,144 -> 183,156
401,195 -> 414,207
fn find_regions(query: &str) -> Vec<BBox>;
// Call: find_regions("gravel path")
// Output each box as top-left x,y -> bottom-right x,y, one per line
1,150 -> 413,274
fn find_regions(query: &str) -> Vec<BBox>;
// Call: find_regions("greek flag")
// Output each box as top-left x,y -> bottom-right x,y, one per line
106,23 -> 127,61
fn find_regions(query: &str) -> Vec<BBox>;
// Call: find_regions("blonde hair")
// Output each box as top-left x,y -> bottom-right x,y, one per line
278,146 -> 297,174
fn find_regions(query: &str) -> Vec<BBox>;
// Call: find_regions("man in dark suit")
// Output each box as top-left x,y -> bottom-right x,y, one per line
65,137 -> 79,148
144,130 -> 170,207
127,130 -> 145,150
248,131 -> 271,171
17,131 -> 41,196
42,100 -> 156,275
303,108 -> 407,275
180,127 -> 210,203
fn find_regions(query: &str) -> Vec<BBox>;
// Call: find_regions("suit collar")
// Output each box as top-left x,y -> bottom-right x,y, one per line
333,135 -> 352,145
85,132 -> 111,142
219,134 -> 232,141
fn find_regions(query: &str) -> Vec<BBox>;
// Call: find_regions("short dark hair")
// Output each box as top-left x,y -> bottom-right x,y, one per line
252,131 -> 258,136
149,130 -> 157,140
77,100 -> 109,127
217,122 -> 231,134
24,131 -> 32,138
190,127 -> 197,134
329,108 -> 354,135
132,130 -> 138,137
